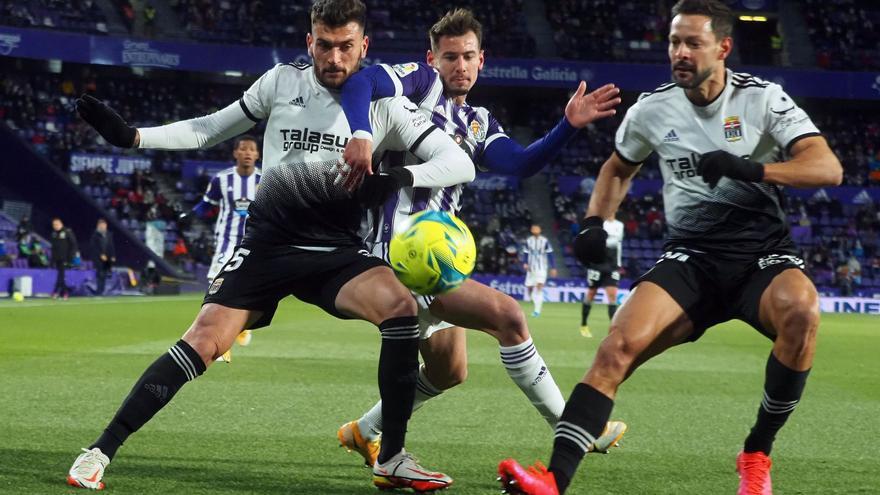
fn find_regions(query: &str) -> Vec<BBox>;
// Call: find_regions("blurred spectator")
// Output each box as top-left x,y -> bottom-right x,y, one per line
143,4 -> 157,37
0,238 -> 10,267
49,217 -> 78,299
90,218 -> 116,295
15,216 -> 32,244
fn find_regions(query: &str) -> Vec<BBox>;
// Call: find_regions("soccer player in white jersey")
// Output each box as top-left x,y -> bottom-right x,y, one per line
332,8 -> 626,470
579,217 -> 624,338
189,135 -> 261,360
67,0 -> 472,491
498,1 -> 842,494
523,224 -> 557,317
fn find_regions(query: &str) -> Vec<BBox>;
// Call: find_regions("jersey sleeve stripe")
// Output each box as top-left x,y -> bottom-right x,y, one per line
614,147 -> 642,167
408,125 -> 439,153
784,132 -> 822,155
483,132 -> 508,150
380,64 -> 404,97
238,98 -> 261,123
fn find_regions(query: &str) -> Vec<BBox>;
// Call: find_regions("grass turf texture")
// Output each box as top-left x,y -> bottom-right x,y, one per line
0,295 -> 877,494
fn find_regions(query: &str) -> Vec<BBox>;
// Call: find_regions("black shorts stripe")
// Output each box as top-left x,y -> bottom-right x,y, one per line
239,98 -> 260,123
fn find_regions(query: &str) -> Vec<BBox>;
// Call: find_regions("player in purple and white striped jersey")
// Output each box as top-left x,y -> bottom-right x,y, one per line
189,135 -> 261,360
193,135 -> 262,281
333,9 -> 626,469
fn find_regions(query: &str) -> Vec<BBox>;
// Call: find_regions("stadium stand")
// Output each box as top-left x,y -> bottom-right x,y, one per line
0,0 -> 109,34
803,0 -> 880,71
544,0 -> 670,63
167,0 -> 535,57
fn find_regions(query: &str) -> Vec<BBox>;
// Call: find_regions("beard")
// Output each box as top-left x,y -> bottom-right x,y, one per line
671,63 -> 713,89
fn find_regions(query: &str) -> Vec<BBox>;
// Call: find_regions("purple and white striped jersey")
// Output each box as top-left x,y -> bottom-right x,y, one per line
371,62 -> 507,244
203,167 -> 261,254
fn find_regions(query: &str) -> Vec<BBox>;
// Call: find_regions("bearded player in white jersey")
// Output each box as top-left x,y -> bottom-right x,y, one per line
332,8 -> 626,471
498,1 -> 842,494
66,0 -> 474,491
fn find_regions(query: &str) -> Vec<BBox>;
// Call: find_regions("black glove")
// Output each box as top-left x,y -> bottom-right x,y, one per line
696,150 -> 764,189
75,94 -> 137,148
177,212 -> 193,229
573,216 -> 607,265
354,167 -> 413,208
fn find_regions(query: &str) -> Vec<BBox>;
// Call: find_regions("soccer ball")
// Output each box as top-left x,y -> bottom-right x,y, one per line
389,210 -> 476,295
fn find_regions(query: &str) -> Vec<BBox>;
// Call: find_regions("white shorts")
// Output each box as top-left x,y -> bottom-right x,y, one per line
525,269 -> 548,287
371,241 -> 455,339
207,246 -> 236,280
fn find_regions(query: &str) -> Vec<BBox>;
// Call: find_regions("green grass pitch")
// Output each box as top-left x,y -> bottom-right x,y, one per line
1,295 -> 878,494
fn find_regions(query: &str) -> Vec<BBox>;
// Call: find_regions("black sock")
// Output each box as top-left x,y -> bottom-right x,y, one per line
376,316 -> 420,464
581,303 -> 591,326
743,352 -> 810,455
90,340 -> 206,460
549,383 -> 614,494
607,304 -> 618,320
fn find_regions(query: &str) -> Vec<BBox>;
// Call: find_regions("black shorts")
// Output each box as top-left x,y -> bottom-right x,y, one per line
635,248 -> 806,341
587,267 -> 620,289
203,243 -> 387,329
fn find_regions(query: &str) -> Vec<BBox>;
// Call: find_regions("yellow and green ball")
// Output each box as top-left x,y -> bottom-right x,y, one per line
389,210 -> 476,296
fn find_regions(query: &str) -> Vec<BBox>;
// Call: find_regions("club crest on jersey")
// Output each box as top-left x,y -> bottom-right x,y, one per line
469,120 -> 486,141
724,116 -> 743,142
208,277 -> 224,295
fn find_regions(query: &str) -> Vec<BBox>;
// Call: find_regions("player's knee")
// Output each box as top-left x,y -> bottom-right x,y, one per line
432,363 -> 468,390
182,321 -> 223,365
379,290 -> 418,319
772,286 -> 820,334
594,331 -> 638,377
494,295 -> 529,340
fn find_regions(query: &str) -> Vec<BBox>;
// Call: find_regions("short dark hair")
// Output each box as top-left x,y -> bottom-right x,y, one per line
671,0 -> 734,39
233,134 -> 259,150
429,8 -> 483,52
310,0 -> 366,31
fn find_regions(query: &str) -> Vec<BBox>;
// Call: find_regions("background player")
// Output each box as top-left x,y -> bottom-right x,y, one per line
333,8 -> 625,470
189,135 -> 262,360
497,1 -> 843,494
579,215 -> 624,337
523,224 -> 556,317
66,0 -> 472,491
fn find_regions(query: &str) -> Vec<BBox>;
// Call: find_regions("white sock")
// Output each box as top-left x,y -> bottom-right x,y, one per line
499,338 -> 565,427
357,364 -> 443,442
534,287 -> 544,313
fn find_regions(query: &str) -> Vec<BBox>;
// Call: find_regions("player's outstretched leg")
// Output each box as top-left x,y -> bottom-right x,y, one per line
339,363 -> 440,467
738,269 -> 818,495
66,304 -> 254,489
334,266 -> 451,490
498,282 -> 694,494
432,279 -> 627,452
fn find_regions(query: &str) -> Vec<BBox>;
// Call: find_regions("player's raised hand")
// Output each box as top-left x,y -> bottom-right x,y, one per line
75,94 -> 138,148
697,150 -> 764,189
334,137 -> 374,191
564,82 -> 621,128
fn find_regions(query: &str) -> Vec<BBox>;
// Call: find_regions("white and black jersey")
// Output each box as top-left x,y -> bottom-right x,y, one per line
615,69 -> 820,255
602,219 -> 624,271
525,235 -> 554,273
138,63 -> 473,248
